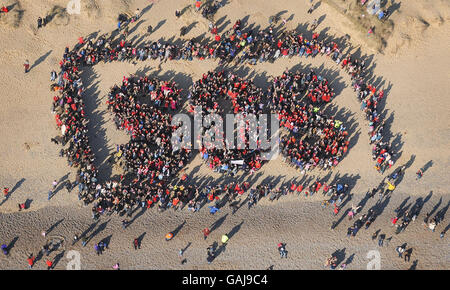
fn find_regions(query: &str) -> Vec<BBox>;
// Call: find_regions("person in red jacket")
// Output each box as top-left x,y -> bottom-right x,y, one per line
202,227 -> 210,240
46,259 -> 53,270
27,254 -> 35,269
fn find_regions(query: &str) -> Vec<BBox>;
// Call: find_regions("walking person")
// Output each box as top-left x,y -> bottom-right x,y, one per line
46,259 -> 53,270
3,187 -> 9,198
133,238 -> 140,250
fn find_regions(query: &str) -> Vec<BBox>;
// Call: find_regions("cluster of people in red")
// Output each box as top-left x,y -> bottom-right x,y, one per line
268,69 -> 348,171
189,70 -> 267,174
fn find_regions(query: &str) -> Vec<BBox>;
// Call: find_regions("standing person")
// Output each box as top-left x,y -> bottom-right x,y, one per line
311,18 -> 318,30
391,216 -> 399,227
3,187 -> 9,198
208,205 -> 219,215
175,9 -> 181,18
81,236 -> 88,247
378,234 -> 385,247
37,17 -> 43,29
278,243 -> 287,258
42,14 -> 49,26
18,202 -> 26,211
46,259 -> 53,270
24,60 -> 30,73
404,249 -> 412,262
385,237 -> 392,247
1,244 -> 8,255
416,169 -> 423,180
42,244 -> 50,256
333,204 -> 340,215
72,234 -> 79,245
202,228 -> 210,240
134,8 -> 140,21
206,245 -> 215,264
133,238 -> 139,250
221,234 -> 229,246
50,70 -> 57,81
65,181 -> 72,193
123,25 -> 129,38
195,0 -> 202,12
94,243 -> 102,255
27,254 -> 35,269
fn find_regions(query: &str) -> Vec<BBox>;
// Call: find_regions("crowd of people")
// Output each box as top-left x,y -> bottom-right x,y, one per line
47,5 -> 399,222
187,67 -> 348,173
188,70 -> 267,173
270,70 -> 349,171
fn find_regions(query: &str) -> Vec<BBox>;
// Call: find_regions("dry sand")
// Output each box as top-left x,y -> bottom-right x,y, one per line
0,0 -> 449,269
